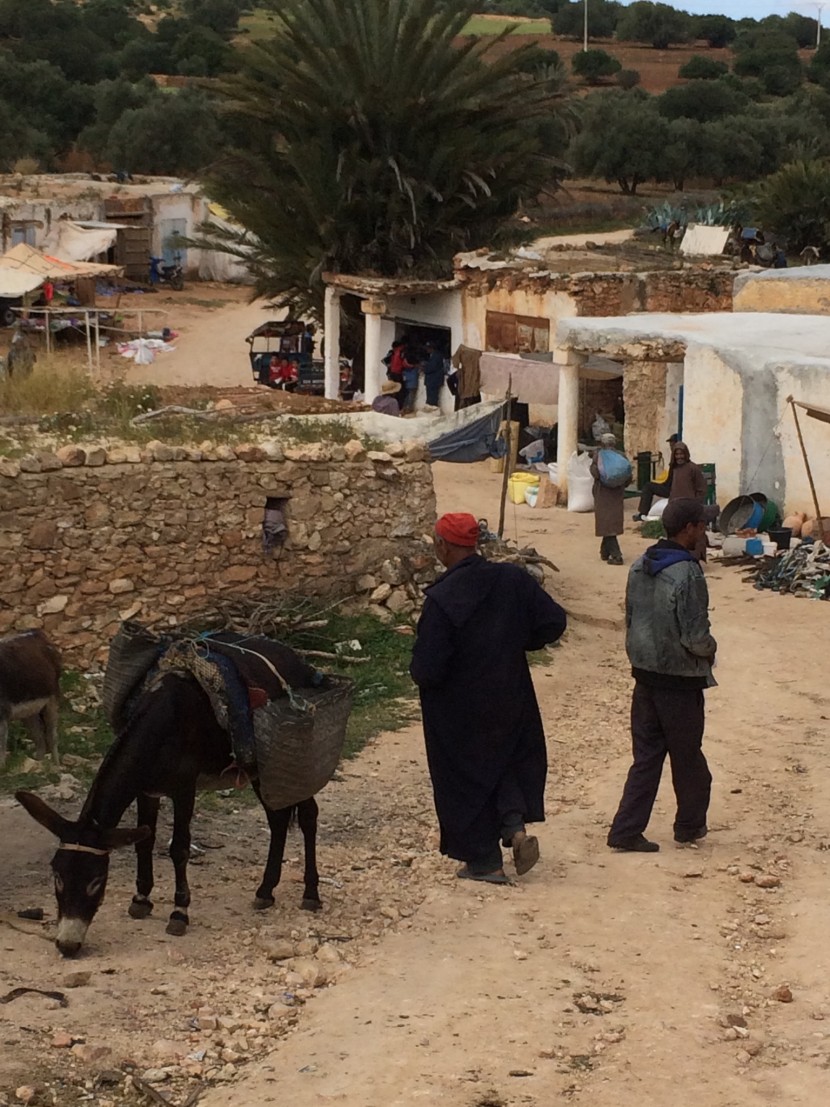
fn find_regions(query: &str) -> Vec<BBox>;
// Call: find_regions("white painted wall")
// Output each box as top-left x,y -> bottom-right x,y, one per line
774,362 -> 830,515
370,288 -> 463,413
682,347 -> 743,503
683,347 -> 830,513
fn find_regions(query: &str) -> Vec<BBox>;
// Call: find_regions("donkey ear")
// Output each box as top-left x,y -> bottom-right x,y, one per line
15,791 -> 74,840
100,825 -> 151,850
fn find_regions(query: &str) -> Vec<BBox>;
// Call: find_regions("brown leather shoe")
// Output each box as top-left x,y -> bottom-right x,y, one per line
511,831 -> 540,875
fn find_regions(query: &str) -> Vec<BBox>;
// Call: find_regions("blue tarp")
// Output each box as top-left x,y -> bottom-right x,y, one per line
428,403 -> 504,462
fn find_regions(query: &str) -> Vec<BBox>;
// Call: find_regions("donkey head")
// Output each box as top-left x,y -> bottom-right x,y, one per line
16,791 -> 149,957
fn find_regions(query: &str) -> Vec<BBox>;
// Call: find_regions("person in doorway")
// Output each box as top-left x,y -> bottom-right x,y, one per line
411,513 -> 567,884
371,380 -> 402,415
633,440 -> 705,520
591,433 -> 625,566
422,341 -> 446,411
388,338 -> 415,410
607,498 -> 717,853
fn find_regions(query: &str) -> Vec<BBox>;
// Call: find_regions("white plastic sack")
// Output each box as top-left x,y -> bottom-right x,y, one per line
547,462 -> 558,483
567,451 -> 594,513
648,497 -> 669,519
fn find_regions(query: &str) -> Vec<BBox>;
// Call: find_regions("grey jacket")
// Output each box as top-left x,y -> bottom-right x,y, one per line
626,541 -> 717,685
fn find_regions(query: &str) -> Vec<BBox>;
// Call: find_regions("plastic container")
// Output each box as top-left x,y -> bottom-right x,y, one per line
768,526 -> 792,550
722,535 -> 746,557
762,541 -> 777,557
745,537 -> 764,556
524,485 -> 539,508
508,471 -> 540,505
547,462 -> 559,484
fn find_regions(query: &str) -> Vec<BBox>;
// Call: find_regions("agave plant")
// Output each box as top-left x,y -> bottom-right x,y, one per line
195,0 -> 575,317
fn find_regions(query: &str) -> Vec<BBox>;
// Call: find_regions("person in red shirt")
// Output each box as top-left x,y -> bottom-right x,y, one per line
268,355 -> 298,391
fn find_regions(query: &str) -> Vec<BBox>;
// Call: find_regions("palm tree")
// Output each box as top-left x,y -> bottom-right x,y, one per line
198,0 -> 574,317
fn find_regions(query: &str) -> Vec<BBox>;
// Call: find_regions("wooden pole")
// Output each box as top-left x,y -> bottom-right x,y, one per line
94,313 -> 101,374
84,310 -> 93,376
787,396 -> 823,520
497,374 -> 513,538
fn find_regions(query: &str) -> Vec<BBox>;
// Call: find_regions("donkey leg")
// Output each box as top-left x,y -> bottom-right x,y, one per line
252,782 -> 291,910
129,794 -> 160,920
0,713 -> 8,768
42,697 -> 60,765
166,787 -> 195,936
297,796 -> 322,912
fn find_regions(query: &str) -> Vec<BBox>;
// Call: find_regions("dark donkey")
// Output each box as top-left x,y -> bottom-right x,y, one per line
16,634 -> 330,957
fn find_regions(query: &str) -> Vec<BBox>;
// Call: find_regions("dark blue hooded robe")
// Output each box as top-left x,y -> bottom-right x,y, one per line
410,556 -> 567,861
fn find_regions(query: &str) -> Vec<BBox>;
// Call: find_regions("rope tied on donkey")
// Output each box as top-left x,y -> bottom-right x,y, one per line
102,622 -> 355,809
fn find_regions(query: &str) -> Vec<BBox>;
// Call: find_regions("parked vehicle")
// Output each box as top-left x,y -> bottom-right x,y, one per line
149,254 -> 184,291
246,319 -> 324,394
0,296 -> 21,327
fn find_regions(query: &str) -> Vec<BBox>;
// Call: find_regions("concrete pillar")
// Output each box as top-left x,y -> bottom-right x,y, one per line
361,299 -> 386,402
323,285 -> 341,400
555,350 -> 583,497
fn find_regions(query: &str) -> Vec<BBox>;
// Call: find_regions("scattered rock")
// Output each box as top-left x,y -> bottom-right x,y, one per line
262,939 -> 295,962
50,1032 -> 73,1049
738,872 -> 756,883
773,985 -> 793,1003
64,971 -> 91,988
755,875 -> 781,889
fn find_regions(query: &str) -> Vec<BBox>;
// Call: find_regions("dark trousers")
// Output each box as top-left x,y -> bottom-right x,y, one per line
608,682 -> 711,843
425,373 -> 443,406
600,536 -> 622,561
638,478 -> 671,516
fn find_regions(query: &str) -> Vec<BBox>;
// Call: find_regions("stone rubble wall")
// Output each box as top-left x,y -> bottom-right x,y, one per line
461,267 -> 735,318
0,438 -> 437,669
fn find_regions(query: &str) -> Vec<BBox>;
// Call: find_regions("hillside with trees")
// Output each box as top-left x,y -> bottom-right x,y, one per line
2,1 -> 830,256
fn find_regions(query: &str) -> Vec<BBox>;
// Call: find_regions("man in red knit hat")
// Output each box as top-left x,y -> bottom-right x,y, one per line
411,513 -> 567,883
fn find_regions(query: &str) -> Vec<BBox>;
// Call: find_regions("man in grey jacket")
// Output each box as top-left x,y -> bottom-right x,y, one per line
607,498 -> 717,853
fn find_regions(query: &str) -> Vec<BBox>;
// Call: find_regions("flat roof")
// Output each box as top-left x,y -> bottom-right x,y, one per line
323,273 -> 461,297
556,312 -> 830,367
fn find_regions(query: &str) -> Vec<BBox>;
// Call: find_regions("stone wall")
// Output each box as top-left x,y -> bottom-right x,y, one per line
0,438 -> 436,669
460,267 -> 735,327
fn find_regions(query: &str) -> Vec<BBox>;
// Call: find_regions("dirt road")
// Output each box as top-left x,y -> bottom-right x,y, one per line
2,462 -> 829,1107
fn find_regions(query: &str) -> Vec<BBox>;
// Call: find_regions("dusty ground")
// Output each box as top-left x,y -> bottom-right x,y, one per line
2,458 -> 830,1107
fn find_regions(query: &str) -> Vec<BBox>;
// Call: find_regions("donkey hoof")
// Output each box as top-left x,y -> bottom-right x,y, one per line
128,898 -> 153,920
253,895 -> 275,911
301,897 -> 322,912
165,912 -> 189,936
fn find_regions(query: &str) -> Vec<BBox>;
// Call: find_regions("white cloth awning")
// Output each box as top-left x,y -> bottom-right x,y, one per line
42,220 -> 119,262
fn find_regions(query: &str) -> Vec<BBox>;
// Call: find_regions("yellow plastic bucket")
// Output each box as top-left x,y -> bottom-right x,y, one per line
507,471 -> 540,505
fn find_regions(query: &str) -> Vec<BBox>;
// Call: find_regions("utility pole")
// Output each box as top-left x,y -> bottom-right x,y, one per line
818,3 -> 825,47
583,0 -> 589,52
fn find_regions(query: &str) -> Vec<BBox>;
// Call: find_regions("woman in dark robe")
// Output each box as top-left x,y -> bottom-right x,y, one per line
591,432 -> 626,565
410,513 -> 567,884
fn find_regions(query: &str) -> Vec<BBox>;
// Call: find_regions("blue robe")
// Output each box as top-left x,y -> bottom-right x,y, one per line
410,556 -> 567,861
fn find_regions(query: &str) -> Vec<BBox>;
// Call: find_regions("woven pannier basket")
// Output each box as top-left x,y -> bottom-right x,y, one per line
102,621 -> 165,730
253,675 -> 354,810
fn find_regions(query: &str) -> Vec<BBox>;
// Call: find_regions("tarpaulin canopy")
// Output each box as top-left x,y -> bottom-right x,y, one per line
0,242 -> 123,287
42,219 -> 121,263
794,399 -> 830,425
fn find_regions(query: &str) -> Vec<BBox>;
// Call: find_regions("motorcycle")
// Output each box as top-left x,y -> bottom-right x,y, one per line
149,255 -> 184,291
